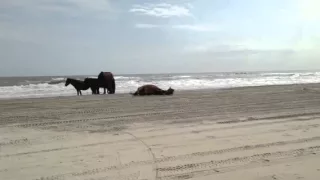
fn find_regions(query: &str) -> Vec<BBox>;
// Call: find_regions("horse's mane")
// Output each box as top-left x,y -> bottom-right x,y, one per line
66,78 -> 83,82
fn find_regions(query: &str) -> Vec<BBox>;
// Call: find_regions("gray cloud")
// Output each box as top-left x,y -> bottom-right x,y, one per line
134,23 -> 218,32
129,3 -> 192,18
172,24 -> 217,32
135,23 -> 161,28
0,0 -> 113,19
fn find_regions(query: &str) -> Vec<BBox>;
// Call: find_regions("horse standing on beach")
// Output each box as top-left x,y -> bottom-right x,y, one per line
98,71 -> 116,94
130,84 -> 174,96
83,78 -> 100,94
65,78 -> 90,96
84,72 -> 116,95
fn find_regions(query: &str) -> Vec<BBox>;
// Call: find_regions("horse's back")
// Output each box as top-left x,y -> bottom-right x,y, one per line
84,78 -> 99,85
98,72 -> 114,81
68,78 -> 89,90
139,84 -> 163,94
144,84 -> 162,90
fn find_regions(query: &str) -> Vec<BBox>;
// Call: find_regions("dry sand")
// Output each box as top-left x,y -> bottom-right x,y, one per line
1,84 -> 320,180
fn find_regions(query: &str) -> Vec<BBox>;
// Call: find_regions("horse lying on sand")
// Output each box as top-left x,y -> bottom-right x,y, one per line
65,78 -> 91,96
130,85 -> 174,96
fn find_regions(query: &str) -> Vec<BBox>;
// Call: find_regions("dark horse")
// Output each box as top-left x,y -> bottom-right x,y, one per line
98,71 -> 116,94
65,78 -> 90,96
84,72 -> 116,95
83,78 -> 100,94
130,84 -> 174,96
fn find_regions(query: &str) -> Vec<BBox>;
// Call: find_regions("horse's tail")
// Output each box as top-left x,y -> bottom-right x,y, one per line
111,79 -> 116,94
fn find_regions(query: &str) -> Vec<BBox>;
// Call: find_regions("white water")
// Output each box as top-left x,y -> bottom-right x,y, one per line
0,72 -> 320,99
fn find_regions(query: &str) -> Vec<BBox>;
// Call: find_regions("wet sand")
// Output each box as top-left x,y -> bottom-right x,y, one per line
1,83 -> 320,180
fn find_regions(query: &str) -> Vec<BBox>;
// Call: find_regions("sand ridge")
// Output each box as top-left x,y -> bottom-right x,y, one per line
0,84 -> 320,180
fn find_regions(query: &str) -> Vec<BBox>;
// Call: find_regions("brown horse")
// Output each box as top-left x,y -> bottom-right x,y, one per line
130,84 -> 174,96
98,72 -> 116,94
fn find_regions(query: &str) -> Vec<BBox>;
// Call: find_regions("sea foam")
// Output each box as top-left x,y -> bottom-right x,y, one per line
0,72 -> 319,99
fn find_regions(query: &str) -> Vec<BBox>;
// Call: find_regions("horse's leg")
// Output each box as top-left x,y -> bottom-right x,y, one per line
107,87 -> 112,94
80,90 -> 82,96
90,86 -> 97,94
104,88 -> 106,94
107,84 -> 112,94
159,90 -> 166,95
111,80 -> 116,94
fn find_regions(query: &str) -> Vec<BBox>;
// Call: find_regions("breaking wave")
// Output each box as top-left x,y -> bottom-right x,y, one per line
0,72 -> 320,99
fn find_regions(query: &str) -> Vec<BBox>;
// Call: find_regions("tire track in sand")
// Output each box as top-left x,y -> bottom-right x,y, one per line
22,137 -> 320,180
157,146 -> 320,179
1,118 -> 319,159
31,145 -> 320,180
1,115 -> 318,152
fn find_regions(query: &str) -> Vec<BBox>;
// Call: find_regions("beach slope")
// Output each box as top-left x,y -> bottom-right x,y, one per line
1,84 -> 320,180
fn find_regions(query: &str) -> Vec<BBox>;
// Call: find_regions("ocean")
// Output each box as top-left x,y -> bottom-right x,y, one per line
0,71 -> 320,99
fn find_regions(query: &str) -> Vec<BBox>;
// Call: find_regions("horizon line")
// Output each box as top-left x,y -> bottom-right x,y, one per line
0,69 -> 319,78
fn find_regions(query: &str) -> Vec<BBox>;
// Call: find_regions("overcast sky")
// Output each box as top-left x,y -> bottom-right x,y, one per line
0,0 -> 319,76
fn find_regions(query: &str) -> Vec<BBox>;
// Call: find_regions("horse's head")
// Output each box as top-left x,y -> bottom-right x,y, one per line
83,77 -> 89,84
165,87 -> 175,95
65,78 -> 70,86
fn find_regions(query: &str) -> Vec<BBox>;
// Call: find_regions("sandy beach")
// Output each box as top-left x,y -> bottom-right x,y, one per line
1,83 -> 320,180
